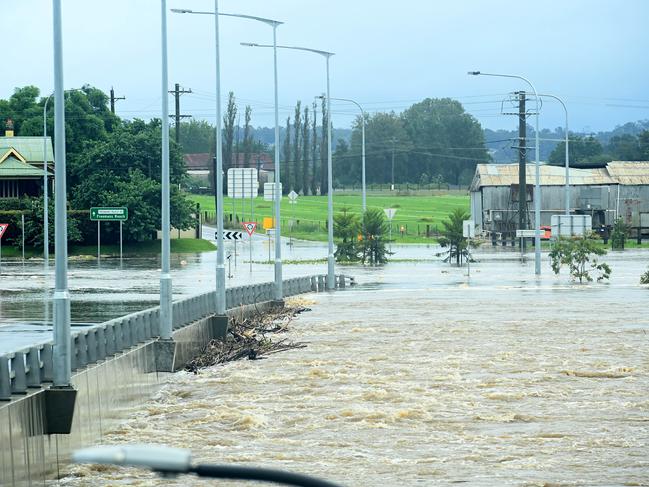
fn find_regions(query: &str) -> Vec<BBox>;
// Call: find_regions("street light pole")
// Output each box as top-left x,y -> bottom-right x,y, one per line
159,0 -> 173,338
172,7 -> 282,306
326,97 -> 366,212
52,0 -> 71,387
242,43 -> 336,289
468,71 -> 542,275
42,99 -> 51,270
536,93 -> 570,215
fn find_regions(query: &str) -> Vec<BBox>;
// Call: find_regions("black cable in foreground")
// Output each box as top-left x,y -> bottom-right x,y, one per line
190,464 -> 344,487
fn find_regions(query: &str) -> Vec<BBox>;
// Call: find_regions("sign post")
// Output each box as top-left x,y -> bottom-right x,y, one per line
242,222 -> 257,273
288,190 -> 298,247
463,220 -> 475,278
90,207 -> 128,264
0,223 -> 8,275
384,208 -> 397,252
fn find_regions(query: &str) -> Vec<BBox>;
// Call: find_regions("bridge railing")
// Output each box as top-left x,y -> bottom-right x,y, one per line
0,274 -> 354,402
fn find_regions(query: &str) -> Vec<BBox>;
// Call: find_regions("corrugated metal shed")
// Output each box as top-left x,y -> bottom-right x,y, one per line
606,161 -> 649,185
470,163 -> 615,190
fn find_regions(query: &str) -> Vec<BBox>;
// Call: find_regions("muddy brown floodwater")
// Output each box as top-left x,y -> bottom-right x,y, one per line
53,256 -> 648,487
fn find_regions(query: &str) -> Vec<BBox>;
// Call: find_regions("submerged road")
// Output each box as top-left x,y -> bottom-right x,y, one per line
51,255 -> 649,486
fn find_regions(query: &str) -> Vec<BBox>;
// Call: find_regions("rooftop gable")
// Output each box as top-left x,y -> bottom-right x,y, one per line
0,136 -> 54,164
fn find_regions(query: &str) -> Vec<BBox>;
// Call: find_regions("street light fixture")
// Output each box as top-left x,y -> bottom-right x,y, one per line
172,6 -> 283,306
320,96 -> 366,212
468,70 -> 542,275
73,444 -> 343,486
243,42 -> 336,290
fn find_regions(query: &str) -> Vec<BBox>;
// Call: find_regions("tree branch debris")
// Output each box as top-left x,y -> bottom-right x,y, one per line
185,303 -> 311,372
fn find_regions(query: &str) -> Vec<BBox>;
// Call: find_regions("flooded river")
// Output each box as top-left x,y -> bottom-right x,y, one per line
52,252 -> 649,486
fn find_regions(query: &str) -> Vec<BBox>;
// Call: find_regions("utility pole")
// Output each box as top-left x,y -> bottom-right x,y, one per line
168,83 -> 192,145
109,87 -> 125,115
517,91 -> 527,249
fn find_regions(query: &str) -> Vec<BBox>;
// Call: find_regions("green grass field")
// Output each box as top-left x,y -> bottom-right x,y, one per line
190,191 -> 470,243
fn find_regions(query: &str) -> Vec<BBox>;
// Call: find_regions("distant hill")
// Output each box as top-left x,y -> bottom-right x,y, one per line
485,120 -> 649,163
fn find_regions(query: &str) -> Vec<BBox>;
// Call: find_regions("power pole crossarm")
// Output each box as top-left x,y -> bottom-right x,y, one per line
169,83 -> 193,145
109,87 -> 126,115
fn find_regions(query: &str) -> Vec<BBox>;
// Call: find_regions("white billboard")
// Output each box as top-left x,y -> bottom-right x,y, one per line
227,168 -> 258,199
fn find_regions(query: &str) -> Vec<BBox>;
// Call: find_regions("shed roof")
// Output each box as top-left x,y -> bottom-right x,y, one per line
470,163 -> 615,190
0,136 -> 54,164
605,161 -> 649,185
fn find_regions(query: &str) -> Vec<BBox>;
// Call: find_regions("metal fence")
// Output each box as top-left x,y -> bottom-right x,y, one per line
0,274 -> 352,402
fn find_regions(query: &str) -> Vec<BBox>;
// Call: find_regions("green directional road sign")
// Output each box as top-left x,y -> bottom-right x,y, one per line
90,207 -> 128,221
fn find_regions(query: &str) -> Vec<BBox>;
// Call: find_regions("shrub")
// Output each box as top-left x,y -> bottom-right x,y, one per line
549,234 -> 611,283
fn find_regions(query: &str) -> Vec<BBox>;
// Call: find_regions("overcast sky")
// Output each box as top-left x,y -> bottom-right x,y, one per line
4,0 -> 648,133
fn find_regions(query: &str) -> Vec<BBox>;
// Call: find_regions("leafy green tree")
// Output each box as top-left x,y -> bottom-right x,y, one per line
610,217 -> 628,250
437,208 -> 471,266
180,119 -> 214,154
607,134 -> 641,160
549,235 -> 612,283
334,208 -> 360,262
401,98 -> 489,185
360,208 -> 390,264
548,135 -> 608,167
350,111 -> 409,185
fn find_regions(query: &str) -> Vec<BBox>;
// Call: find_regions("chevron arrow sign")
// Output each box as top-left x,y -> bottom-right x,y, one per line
215,231 -> 243,240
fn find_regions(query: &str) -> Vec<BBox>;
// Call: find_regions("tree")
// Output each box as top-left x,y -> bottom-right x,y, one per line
610,217 -> 629,250
292,101 -> 302,193
282,116 -> 291,193
607,134 -> 641,161
242,105 -> 253,168
332,139 -> 350,187
548,135 -> 607,167
437,208 -> 471,266
179,119 -> 214,154
320,96 -> 328,195
301,106 -> 310,195
311,101 -> 319,195
360,208 -> 390,264
334,208 -> 360,262
401,98 -> 489,185
222,92 -> 237,174
351,111 -> 410,185
549,235 -> 612,283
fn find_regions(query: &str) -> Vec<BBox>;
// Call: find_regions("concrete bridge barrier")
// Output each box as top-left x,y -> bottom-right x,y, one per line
0,274 -> 354,486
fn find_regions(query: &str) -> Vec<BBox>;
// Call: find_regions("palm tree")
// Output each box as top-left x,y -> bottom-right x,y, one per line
437,208 -> 471,266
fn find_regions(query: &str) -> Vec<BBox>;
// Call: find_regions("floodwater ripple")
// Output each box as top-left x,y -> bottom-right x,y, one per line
52,259 -> 648,486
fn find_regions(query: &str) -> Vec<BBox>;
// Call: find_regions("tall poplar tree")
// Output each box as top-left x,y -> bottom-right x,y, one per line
242,105 -> 252,168
320,96 -> 328,195
293,101 -> 302,193
311,101 -> 318,195
222,91 -> 237,175
282,116 -> 291,193
301,106 -> 310,195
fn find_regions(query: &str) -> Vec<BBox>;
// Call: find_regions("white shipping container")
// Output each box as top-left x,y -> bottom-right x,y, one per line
551,214 -> 592,238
